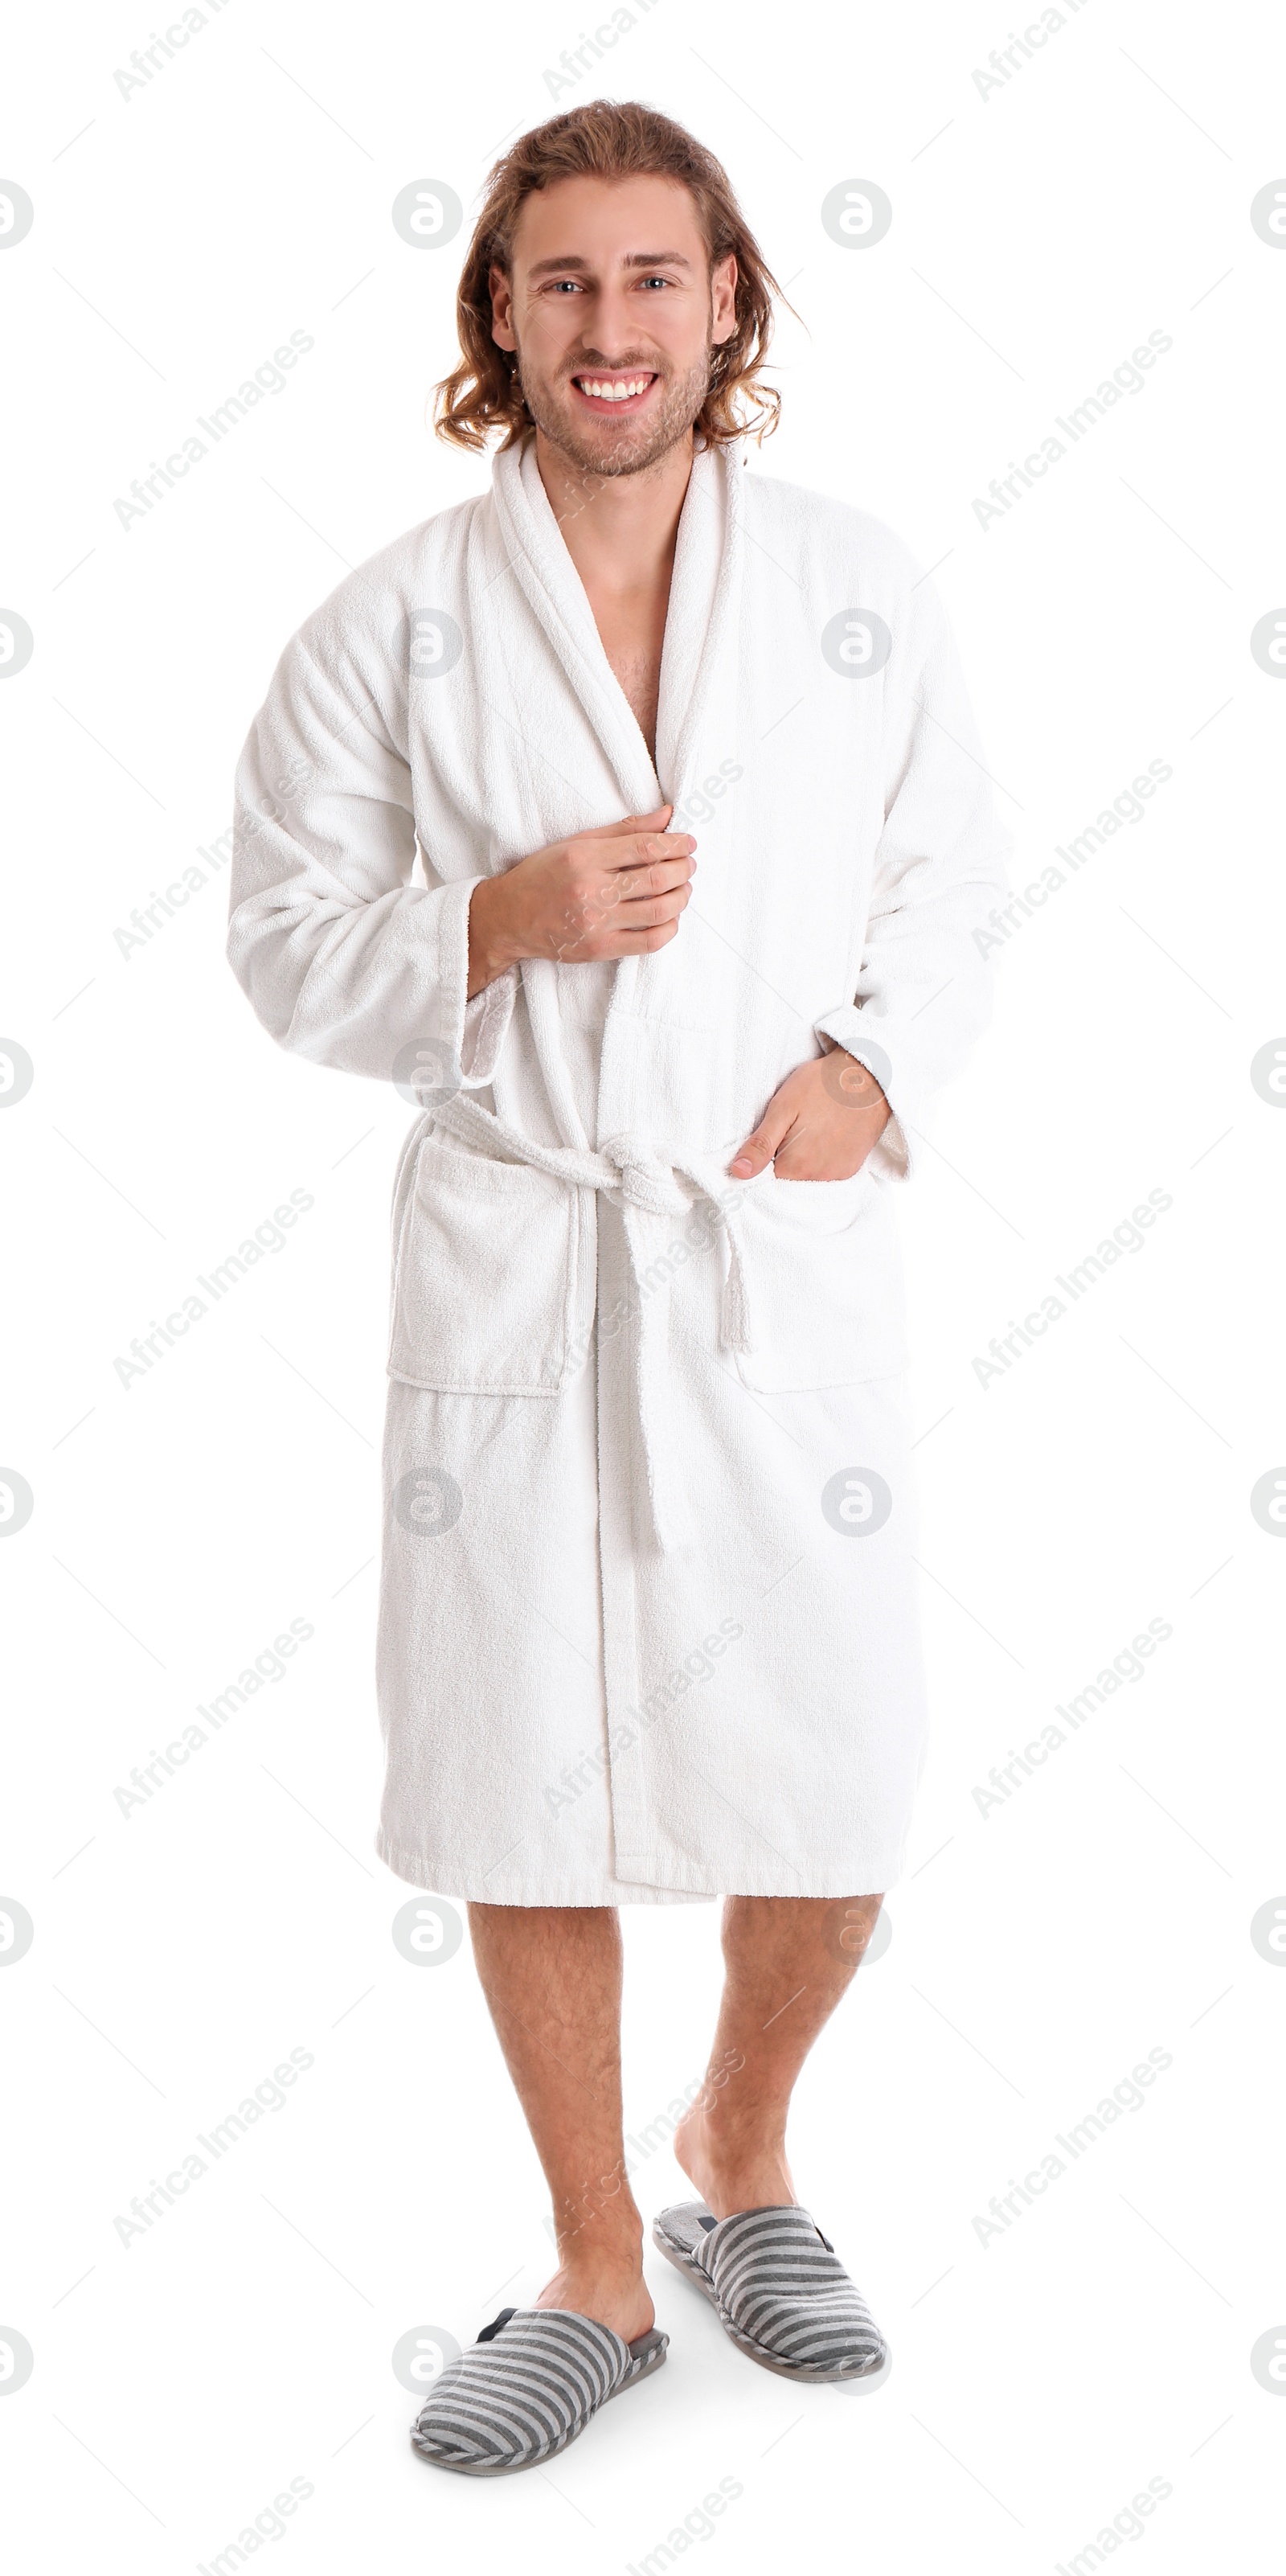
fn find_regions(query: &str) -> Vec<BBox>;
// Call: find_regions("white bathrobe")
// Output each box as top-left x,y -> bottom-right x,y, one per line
227,434 -> 1010,1904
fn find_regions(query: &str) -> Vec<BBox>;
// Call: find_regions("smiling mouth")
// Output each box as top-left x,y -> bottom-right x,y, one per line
569,370 -> 660,410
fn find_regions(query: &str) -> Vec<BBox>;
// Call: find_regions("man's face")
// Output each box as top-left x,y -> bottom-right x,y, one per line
489,174 -> 737,477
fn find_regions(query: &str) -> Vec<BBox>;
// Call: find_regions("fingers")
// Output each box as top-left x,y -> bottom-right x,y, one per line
606,883 -> 693,931
532,809 -> 698,966
600,805 -> 674,836
567,877 -> 690,953
598,824 -> 697,873
772,1141 -> 870,1181
544,877 -> 690,962
612,855 -> 694,905
727,1103 -> 796,1179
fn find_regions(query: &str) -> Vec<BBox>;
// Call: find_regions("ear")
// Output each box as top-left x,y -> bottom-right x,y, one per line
489,263 -> 516,351
711,252 -> 738,347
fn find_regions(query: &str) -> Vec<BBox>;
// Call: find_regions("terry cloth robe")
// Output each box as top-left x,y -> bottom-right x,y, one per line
227,433 -> 1011,1904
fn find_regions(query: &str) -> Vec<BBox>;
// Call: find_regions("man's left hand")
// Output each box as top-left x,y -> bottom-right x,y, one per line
727,1051 -> 891,1182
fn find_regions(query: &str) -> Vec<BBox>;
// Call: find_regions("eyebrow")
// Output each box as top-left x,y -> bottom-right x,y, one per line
526,250 -> 695,278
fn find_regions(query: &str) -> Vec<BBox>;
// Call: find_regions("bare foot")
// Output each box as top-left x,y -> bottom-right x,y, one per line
672,2099 -> 797,2221
534,2250 -> 654,2344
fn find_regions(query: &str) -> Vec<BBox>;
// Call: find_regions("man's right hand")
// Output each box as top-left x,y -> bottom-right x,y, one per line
466,805 -> 697,998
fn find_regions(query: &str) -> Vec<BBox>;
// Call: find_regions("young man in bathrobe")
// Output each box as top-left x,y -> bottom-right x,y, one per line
229,104 -> 1010,2448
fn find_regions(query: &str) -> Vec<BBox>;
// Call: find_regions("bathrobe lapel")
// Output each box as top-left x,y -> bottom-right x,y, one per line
492,431 -> 739,808
477,437 -> 747,1557
488,438 -> 744,1120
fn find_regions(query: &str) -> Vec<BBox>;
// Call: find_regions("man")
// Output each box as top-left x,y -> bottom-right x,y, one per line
227,100 -> 1010,2472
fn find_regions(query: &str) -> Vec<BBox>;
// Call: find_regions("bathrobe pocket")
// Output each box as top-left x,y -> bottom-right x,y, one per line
388,1133 -> 593,1394
732,1167 -> 907,1392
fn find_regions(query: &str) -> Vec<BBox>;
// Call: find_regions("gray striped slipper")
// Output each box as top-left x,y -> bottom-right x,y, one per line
410,2304 -> 668,2476
653,2201 -> 890,2386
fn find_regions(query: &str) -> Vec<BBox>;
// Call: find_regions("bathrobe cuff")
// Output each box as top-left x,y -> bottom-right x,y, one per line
813,1010 -> 916,1183
461,971 -> 518,1082
453,878 -> 517,1085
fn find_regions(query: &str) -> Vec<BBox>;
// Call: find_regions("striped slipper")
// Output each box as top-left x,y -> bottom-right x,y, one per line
410,2305 -> 668,2476
653,2201 -> 890,2386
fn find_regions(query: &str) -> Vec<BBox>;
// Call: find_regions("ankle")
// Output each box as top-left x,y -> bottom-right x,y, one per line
673,2100 -> 795,2219
536,2254 -> 654,2340
551,2197 -> 644,2275
678,2098 -> 788,2167
553,2247 -> 645,2295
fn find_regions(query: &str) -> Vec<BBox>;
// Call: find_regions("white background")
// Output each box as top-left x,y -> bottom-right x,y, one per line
2,0 -> 1284,2567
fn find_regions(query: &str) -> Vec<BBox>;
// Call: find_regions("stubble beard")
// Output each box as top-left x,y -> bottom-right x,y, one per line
514,342 -> 717,479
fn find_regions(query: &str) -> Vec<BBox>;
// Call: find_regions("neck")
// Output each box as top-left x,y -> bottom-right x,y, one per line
531,425 -> 695,597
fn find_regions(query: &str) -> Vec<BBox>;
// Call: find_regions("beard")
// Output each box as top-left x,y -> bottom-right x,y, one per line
513,341 -> 716,478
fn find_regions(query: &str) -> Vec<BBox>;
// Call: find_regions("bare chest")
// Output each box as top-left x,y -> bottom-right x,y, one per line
604,642 -> 663,765
583,585 -> 670,768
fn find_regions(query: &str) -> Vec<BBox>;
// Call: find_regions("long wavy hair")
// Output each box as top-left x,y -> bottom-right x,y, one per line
433,99 -> 792,453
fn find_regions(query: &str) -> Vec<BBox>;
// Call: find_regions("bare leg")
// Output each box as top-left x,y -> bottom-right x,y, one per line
672,1893 -> 883,2218
467,1902 -> 653,2342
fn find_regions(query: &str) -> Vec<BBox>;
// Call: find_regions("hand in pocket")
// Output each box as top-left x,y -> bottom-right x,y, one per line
728,1052 -> 891,1182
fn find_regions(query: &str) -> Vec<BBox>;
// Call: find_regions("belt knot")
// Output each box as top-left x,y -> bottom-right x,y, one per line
424,1092 -> 754,1555
595,1132 -> 692,1222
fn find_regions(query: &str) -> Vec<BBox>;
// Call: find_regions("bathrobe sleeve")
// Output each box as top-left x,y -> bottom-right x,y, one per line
226,624 -> 516,1089
813,574 -> 1011,1181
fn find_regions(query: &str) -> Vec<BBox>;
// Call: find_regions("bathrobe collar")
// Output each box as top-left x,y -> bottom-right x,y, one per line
489,431 -> 743,817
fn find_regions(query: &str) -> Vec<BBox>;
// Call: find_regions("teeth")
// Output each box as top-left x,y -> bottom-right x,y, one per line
575,376 -> 652,401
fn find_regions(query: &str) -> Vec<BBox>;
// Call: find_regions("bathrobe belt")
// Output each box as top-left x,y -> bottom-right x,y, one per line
428,1091 -> 754,1556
